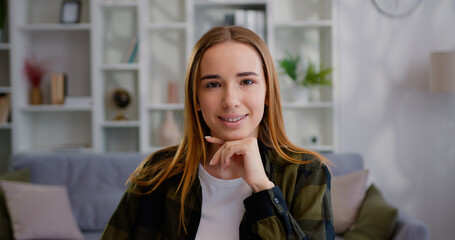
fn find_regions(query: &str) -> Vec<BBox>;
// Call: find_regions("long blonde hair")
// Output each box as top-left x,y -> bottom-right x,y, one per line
129,25 -> 328,233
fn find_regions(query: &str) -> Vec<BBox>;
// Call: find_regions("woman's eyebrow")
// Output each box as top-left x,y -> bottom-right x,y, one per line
200,72 -> 258,81
200,74 -> 221,81
236,72 -> 259,77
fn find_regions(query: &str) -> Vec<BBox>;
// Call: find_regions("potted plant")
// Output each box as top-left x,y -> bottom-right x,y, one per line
24,56 -> 47,105
278,51 -> 333,102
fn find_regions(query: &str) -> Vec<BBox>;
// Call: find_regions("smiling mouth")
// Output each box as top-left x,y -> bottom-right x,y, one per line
219,115 -> 247,122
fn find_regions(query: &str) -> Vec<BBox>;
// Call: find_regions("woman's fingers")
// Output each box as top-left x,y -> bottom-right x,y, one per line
204,136 -> 224,145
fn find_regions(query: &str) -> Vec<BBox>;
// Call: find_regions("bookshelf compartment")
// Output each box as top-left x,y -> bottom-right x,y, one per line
194,4 -> 267,41
275,27 -> 332,69
0,50 -> 10,87
20,31 -> 91,105
148,0 -> 186,24
102,6 -> 138,64
148,29 -> 186,105
282,108 -> 333,149
273,0 -> 331,22
275,27 -> 332,103
103,127 -> 139,152
18,111 -> 92,152
24,0 -> 91,24
103,70 -> 139,121
149,110 -> 183,148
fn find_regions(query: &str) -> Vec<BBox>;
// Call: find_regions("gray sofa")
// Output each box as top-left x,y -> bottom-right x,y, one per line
324,153 -> 430,240
7,152 -> 429,240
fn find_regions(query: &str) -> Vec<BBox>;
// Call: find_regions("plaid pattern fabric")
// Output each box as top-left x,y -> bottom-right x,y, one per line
102,142 -> 334,240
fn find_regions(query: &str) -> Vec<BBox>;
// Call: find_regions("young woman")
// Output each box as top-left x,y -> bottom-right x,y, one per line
102,26 -> 333,240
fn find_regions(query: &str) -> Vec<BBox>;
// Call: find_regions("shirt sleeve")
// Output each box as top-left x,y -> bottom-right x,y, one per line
101,188 -> 140,240
243,164 -> 334,240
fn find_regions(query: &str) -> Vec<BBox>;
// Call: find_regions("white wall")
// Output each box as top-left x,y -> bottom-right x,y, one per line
336,1 -> 455,239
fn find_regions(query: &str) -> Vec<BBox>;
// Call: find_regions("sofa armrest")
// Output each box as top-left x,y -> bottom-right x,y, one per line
391,210 -> 429,240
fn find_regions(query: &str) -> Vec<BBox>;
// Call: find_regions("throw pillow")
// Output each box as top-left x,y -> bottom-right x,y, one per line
332,169 -> 369,234
0,169 -> 31,240
343,184 -> 398,240
1,180 -> 84,240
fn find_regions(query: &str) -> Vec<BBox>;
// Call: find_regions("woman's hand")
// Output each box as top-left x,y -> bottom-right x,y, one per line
205,136 -> 274,193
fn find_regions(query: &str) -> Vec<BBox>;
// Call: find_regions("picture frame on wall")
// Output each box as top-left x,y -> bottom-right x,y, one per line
60,0 -> 81,24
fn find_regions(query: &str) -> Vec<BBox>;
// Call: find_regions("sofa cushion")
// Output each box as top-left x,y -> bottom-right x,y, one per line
1,180 -> 83,240
9,152 -> 147,231
0,169 -> 30,240
342,184 -> 398,240
332,169 -> 369,234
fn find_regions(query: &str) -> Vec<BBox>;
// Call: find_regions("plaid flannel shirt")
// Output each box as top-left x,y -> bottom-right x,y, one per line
101,142 -> 334,240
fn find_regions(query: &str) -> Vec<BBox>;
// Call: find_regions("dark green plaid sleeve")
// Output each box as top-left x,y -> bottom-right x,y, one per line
243,162 -> 334,240
101,187 -> 141,240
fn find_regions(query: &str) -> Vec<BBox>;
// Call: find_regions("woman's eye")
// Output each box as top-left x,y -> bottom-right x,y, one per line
206,82 -> 220,88
241,79 -> 254,85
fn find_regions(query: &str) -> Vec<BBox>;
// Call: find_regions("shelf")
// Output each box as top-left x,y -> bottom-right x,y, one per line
148,103 -> 184,111
0,123 -> 12,129
99,1 -> 139,7
101,121 -> 140,128
100,64 -> 140,71
282,102 -> 333,109
0,87 -> 11,93
20,105 -> 92,112
194,0 -> 268,7
19,24 -> 92,31
3,0 -> 335,155
275,20 -> 332,28
148,23 -> 187,30
0,44 -> 10,50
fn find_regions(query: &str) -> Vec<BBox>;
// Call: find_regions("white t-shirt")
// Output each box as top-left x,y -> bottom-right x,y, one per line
195,164 -> 253,240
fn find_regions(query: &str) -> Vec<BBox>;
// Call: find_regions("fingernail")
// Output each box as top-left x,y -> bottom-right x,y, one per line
209,158 -> 213,165
204,136 -> 211,139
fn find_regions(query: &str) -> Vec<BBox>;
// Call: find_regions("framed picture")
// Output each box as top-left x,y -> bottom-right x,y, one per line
60,0 -> 81,24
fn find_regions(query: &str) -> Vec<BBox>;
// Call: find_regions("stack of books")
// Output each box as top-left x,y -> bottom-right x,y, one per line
225,10 -> 265,40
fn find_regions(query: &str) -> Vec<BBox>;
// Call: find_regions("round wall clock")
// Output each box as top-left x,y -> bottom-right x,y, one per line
372,0 -> 423,18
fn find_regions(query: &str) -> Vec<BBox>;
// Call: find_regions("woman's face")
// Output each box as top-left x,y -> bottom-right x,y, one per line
197,42 -> 267,141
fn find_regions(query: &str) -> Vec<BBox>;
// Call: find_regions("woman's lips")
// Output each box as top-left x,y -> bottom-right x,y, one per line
219,114 -> 247,122
218,114 -> 248,127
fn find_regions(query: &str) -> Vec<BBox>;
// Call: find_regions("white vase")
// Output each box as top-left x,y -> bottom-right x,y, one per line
293,87 -> 309,103
309,86 -> 321,102
159,111 -> 181,147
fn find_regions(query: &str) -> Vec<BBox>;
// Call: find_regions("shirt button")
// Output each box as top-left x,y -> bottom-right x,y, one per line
274,197 -> 280,204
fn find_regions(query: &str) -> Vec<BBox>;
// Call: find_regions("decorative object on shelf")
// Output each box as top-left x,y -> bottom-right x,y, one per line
372,0 -> 423,19
60,0 -> 81,24
51,72 -> 67,105
0,93 -> 11,123
110,88 -> 131,121
0,0 -> 6,43
159,81 -> 181,147
123,36 -> 139,64
278,51 -> 332,102
309,134 -> 320,146
24,56 -> 47,105
429,50 -> 455,93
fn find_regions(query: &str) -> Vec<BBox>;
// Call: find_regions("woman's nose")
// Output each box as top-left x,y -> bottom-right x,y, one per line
222,85 -> 240,109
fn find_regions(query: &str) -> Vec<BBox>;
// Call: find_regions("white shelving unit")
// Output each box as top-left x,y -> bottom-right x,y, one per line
0,4 -> 12,172
2,0 -> 336,161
